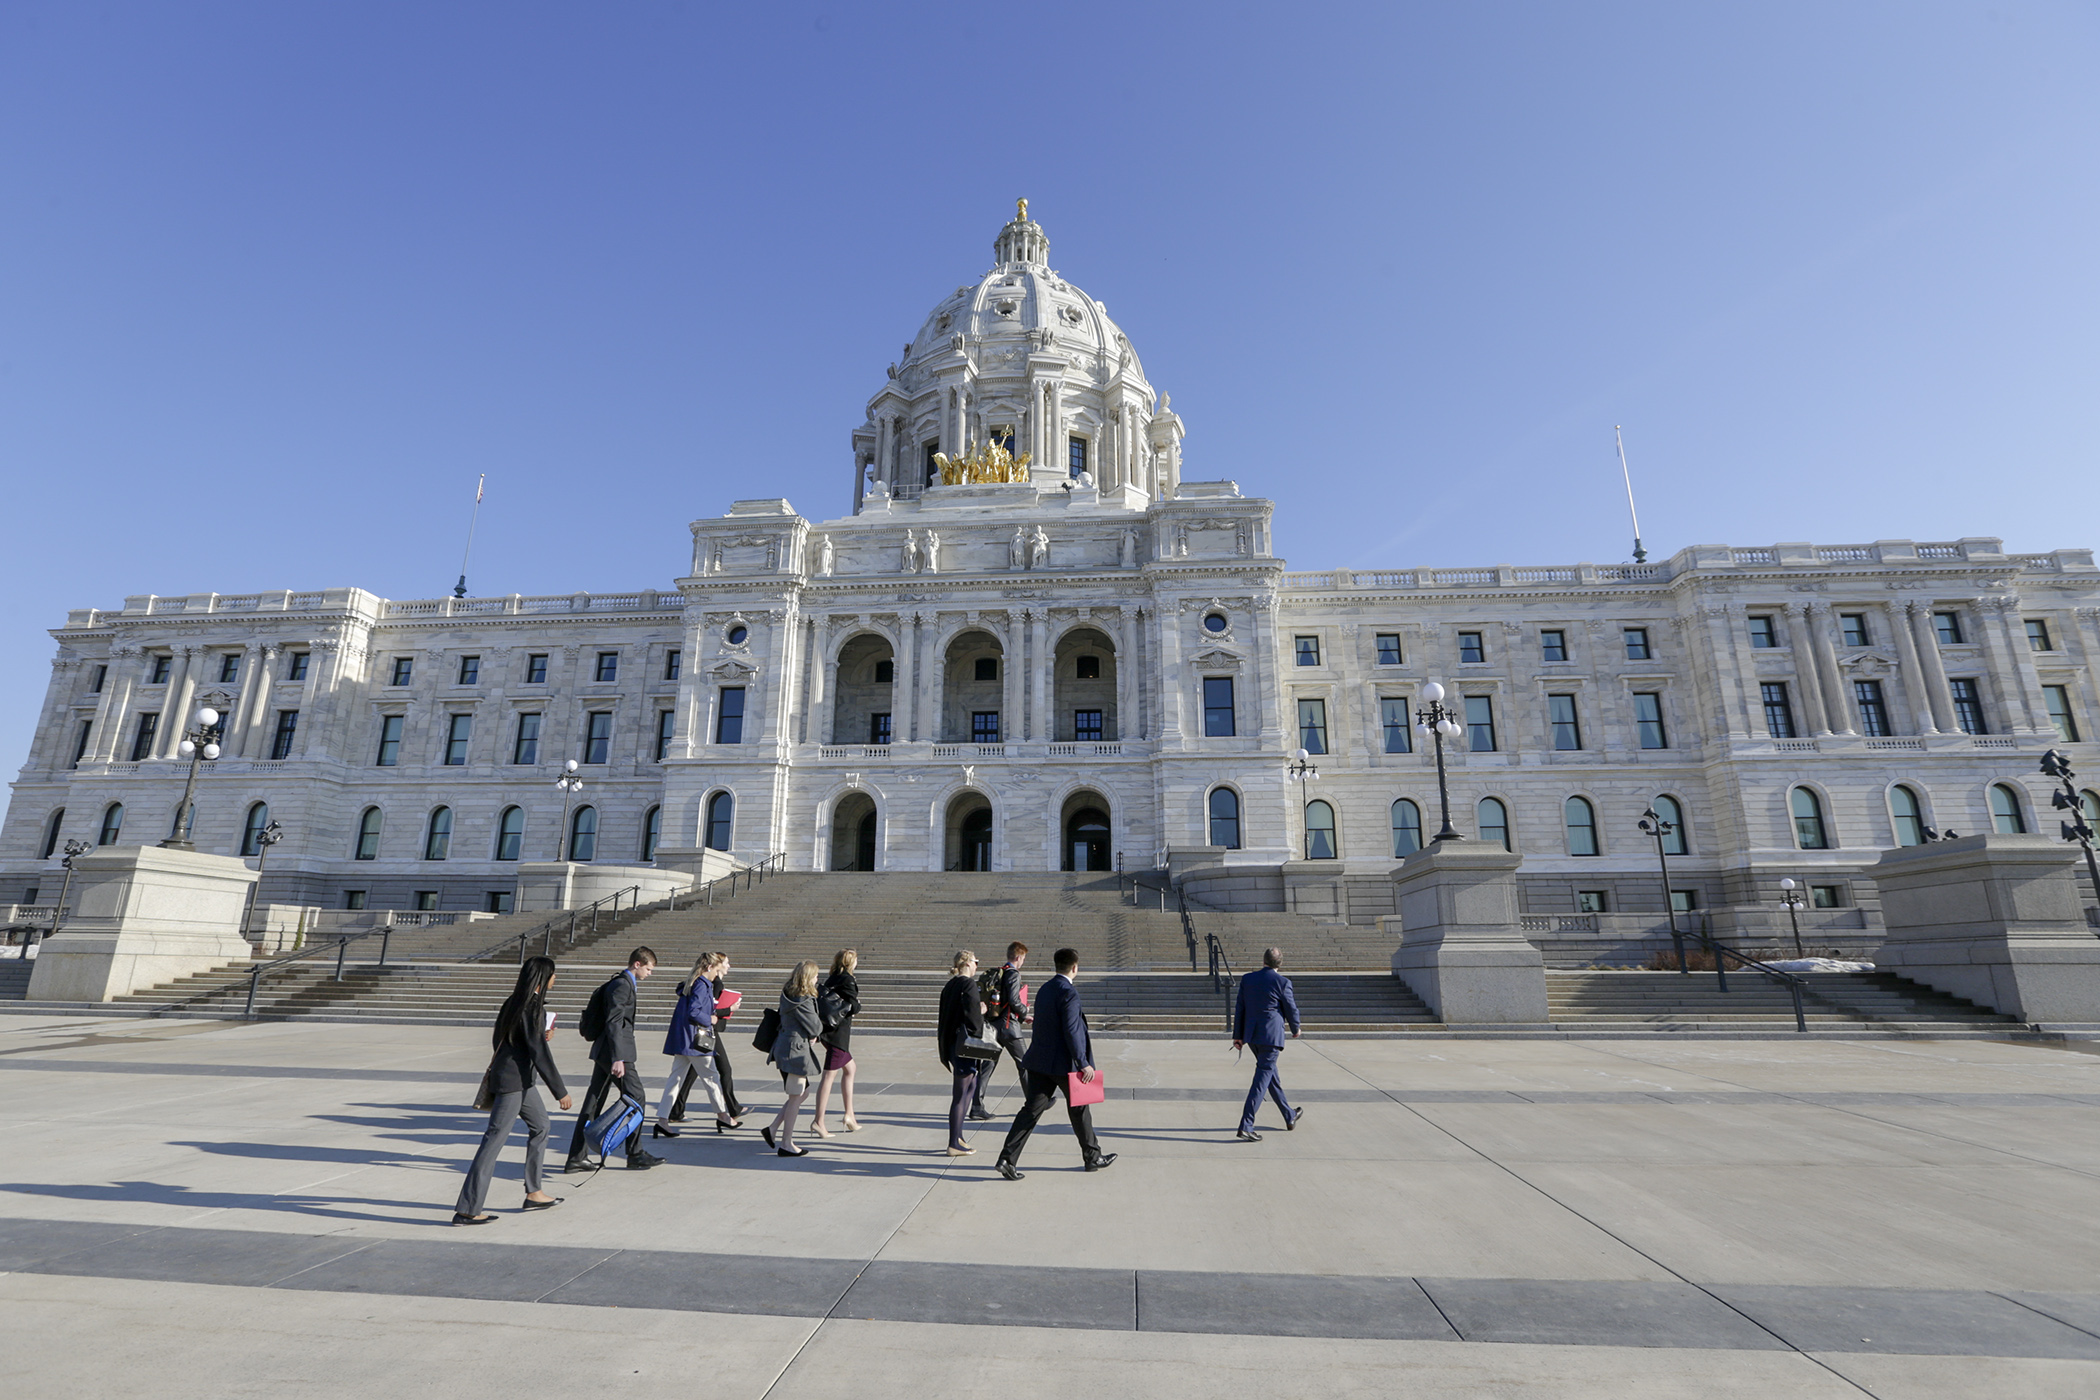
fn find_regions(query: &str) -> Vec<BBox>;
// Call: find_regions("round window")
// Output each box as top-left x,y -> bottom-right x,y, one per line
726,625 -> 748,645
1203,613 -> 1228,634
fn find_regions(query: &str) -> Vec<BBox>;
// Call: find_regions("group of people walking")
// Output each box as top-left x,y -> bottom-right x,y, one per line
454,937 -> 1305,1220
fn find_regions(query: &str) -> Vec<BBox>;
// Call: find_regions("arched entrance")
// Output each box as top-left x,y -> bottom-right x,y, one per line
945,791 -> 994,871
831,792 -> 878,870
1061,792 -> 1112,872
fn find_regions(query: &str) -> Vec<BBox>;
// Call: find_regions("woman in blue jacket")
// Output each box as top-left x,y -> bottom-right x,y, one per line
654,952 -> 738,1137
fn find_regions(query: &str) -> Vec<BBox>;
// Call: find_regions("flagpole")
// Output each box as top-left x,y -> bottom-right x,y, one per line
453,474 -> 485,599
1614,426 -> 1647,564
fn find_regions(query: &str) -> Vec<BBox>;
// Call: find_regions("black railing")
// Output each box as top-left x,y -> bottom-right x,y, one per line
669,852 -> 786,911
1202,923 -> 1236,1031
461,885 -> 647,965
1670,924 -> 1812,1033
138,923 -> 399,1020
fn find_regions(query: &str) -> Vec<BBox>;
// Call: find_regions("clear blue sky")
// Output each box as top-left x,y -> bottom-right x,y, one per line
4,2 -> 2096,772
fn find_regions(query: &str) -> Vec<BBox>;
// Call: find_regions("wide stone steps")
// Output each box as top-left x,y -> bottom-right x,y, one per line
1544,970 -> 2019,1030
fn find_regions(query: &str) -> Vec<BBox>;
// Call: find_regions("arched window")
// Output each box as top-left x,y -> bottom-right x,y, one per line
641,805 -> 662,862
705,793 -> 734,852
1478,797 -> 1511,851
1304,800 -> 1337,860
40,809 -> 65,859
1651,795 -> 1688,855
424,807 -> 453,861
1989,783 -> 2026,835
1565,797 -> 1599,856
494,806 -> 524,861
353,806 -> 382,860
98,803 -> 124,846
1889,785 -> 1926,846
1791,787 -> 1829,849
1391,799 -> 1422,858
1208,787 -> 1241,849
2083,791 -> 2100,827
569,806 -> 598,862
240,802 -> 271,856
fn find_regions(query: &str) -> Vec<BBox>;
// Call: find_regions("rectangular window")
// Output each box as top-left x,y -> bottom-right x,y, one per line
1811,885 -> 1845,909
1075,654 -> 1100,680
1464,695 -> 1496,751
1297,698 -> 1329,754
444,713 -> 472,765
664,649 -> 682,681
390,657 -> 413,686
1540,630 -> 1567,662
974,657 -> 999,681
1548,694 -> 1582,750
72,720 -> 93,767
269,710 -> 299,760
1670,889 -> 1700,913
218,654 -> 240,684
485,891 -> 513,915
1747,615 -> 1778,648
1203,677 -> 1236,737
1634,693 -> 1668,749
1380,697 -> 1412,753
1854,680 -> 1890,737
1576,890 -> 1609,914
1074,710 -> 1103,741
2027,619 -> 2054,652
972,711 -> 1001,743
1934,612 -> 1964,645
1375,633 -> 1402,665
1294,636 -> 1320,667
513,713 -> 541,765
2045,684 -> 2079,742
343,890 -> 367,911
923,441 -> 940,485
583,711 -> 614,762
1458,631 -> 1485,664
287,652 -> 309,681
90,663 -> 107,693
655,709 -> 676,760
869,712 -> 892,745
1761,682 -> 1796,739
1623,628 -> 1650,661
1840,613 -> 1870,648
414,891 -> 439,913
1068,436 -> 1088,477
129,712 -> 159,761
1949,678 -> 1987,735
375,714 -> 403,766
526,654 -> 548,684
715,689 -> 745,744
595,652 -> 619,683
458,655 -> 480,685
149,655 -> 171,684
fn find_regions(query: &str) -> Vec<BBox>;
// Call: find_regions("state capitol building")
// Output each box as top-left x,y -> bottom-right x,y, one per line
7,205 -> 2098,940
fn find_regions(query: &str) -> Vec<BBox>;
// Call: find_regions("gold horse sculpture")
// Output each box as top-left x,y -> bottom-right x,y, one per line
934,438 -> 1034,486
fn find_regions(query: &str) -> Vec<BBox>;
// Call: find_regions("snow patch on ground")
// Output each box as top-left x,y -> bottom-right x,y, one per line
1762,958 -> 1875,973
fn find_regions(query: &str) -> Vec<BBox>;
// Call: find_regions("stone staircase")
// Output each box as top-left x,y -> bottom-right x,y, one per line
1545,970 -> 2020,1032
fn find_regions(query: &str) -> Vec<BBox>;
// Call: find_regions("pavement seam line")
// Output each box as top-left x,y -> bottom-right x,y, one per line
1993,1290 -> 2100,1343
528,1247 -> 629,1304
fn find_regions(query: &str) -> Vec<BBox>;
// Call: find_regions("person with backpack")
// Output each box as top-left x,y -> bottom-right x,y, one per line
808,948 -> 862,1137
938,949 -> 994,1155
654,952 -> 738,1138
761,960 -> 823,1158
563,947 -> 664,1173
454,956 -> 574,1224
969,940 -> 1031,1120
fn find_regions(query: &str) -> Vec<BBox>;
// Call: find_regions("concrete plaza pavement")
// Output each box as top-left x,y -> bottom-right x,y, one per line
2,1011 -> 2098,1397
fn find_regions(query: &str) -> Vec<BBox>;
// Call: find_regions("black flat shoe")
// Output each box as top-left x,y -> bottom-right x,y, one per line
452,1212 -> 496,1225
996,1159 -> 1023,1181
777,1146 -> 809,1157
652,1123 -> 680,1139
521,1197 -> 563,1212
761,1125 -> 776,1149
1084,1153 -> 1118,1171
561,1157 -> 591,1174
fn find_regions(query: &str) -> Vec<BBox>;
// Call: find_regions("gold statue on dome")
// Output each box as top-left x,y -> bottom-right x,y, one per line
934,436 -> 1034,486
1017,197 -> 1028,222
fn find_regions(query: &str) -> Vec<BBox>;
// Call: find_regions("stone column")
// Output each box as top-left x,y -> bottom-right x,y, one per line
294,639 -> 339,759
1250,594 -> 1279,741
806,618 -> 830,743
1906,602 -> 1958,732
1386,842 -> 1548,1024
226,644 -> 264,757
1884,601 -> 1937,733
1158,605 -> 1185,742
24,658 -> 77,773
1115,605 -> 1139,742
1978,595 -> 2045,734
891,611 -> 917,743
1001,610 -> 1024,742
156,647 -> 196,757
923,617 -> 947,743
1028,608 -> 1051,741
1783,604 -> 1831,735
89,648 -> 141,763
1807,603 -> 1854,734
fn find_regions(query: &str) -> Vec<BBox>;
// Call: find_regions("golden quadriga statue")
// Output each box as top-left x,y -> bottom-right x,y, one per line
934,438 -> 1033,486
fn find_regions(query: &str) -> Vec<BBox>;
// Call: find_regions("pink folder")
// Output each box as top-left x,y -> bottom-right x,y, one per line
1066,1070 -> 1105,1108
715,988 -> 743,1013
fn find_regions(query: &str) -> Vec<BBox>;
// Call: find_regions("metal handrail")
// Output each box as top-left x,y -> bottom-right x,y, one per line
459,885 -> 648,965
136,922 -> 399,1020
1200,911 -> 1236,1032
666,851 -> 787,913
1672,924 -> 1812,1032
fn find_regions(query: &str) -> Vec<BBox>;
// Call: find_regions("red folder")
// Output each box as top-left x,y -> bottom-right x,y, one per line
1066,1070 -> 1105,1108
714,988 -> 743,1013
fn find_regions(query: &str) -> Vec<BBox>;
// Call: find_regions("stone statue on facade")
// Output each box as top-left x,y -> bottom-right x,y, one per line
901,529 -> 921,573
923,530 -> 941,574
1121,528 -> 1138,569
816,535 -> 835,578
1028,526 -> 1051,570
1009,526 -> 1026,570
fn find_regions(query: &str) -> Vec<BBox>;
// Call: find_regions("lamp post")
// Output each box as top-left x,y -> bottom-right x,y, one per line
240,821 -> 285,946
44,839 -> 92,953
1636,806 -> 1685,974
160,691 -> 233,850
1778,878 -> 1807,959
1286,747 -> 1320,859
555,759 -> 583,861
2040,749 -> 2100,930
1410,682 -> 1468,842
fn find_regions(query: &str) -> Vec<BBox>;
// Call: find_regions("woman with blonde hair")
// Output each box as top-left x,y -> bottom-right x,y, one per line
763,959 -> 823,1157
809,948 -> 862,1136
935,949 -> 992,1156
655,952 -> 737,1137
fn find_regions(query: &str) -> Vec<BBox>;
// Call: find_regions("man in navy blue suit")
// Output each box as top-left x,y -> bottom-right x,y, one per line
995,947 -> 1116,1180
1232,946 -> 1303,1141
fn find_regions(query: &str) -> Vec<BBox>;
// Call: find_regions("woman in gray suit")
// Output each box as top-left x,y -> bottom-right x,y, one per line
763,960 -> 822,1158
455,956 -> 574,1223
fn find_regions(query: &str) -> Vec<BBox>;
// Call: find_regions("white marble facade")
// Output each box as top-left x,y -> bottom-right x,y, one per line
8,206 -> 2100,927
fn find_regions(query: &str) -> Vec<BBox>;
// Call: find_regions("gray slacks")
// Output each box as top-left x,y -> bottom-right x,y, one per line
455,1087 -> 550,1216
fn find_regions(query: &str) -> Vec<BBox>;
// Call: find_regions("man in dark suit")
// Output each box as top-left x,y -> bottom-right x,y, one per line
1232,946 -> 1303,1141
564,946 -> 664,1172
995,947 -> 1115,1180
970,940 -> 1031,1120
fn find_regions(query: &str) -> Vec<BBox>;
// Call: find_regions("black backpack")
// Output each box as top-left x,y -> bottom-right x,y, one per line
577,980 -> 612,1042
975,966 -> 1005,1017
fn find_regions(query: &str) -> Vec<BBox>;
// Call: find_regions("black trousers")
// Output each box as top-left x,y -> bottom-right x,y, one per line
972,1024 -> 1027,1111
566,1060 -> 647,1160
673,1038 -> 744,1118
998,1068 -> 1101,1166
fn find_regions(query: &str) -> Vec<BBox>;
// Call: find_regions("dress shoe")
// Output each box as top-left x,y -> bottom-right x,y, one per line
521,1197 -> 563,1212
776,1145 -> 810,1158
562,1156 -> 591,1174
1286,1107 -> 1304,1131
946,1143 -> 976,1156
761,1125 -> 776,1149
1236,1128 -> 1263,1142
1084,1153 -> 1118,1171
651,1123 -> 680,1139
996,1159 -> 1023,1181
627,1150 -> 663,1170
715,1118 -> 740,1134
966,1108 -> 996,1121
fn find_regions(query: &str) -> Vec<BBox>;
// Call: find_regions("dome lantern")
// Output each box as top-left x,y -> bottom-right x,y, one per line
994,197 -> 1049,267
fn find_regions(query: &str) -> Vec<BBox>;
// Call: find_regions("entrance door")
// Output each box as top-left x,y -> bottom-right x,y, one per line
960,809 -> 993,871
855,812 -> 878,871
1064,807 -> 1111,872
